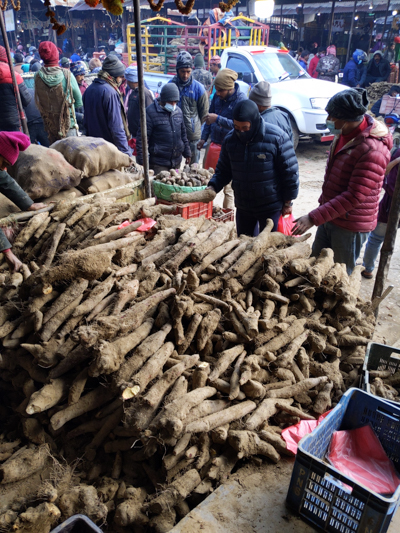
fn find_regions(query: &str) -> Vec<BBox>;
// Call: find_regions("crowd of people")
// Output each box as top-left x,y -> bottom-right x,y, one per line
0,37 -> 396,281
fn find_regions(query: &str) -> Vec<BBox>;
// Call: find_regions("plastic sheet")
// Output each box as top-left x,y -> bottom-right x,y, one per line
277,214 -> 295,236
128,137 -> 137,156
327,425 -> 400,495
204,142 -> 222,170
281,412 -> 330,454
117,219 -> 156,232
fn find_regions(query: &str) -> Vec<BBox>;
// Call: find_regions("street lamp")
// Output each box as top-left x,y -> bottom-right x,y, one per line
254,0 -> 275,19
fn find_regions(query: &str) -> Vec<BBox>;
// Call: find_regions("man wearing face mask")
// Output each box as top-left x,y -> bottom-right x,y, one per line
365,51 -> 391,87
83,55 -> 130,155
207,100 -> 299,236
292,89 -> 392,274
136,83 -> 191,174
343,49 -> 367,88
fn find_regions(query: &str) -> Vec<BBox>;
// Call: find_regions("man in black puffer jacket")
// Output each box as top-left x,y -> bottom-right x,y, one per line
208,100 -> 299,236
136,83 -> 191,174
0,46 -> 31,132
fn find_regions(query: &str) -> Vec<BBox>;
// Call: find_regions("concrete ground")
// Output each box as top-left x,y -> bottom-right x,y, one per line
171,140 -> 400,533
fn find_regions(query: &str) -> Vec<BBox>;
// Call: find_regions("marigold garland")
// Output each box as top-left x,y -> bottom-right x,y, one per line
84,0 -> 101,7
147,0 -> 165,13
0,0 -> 21,11
219,0 -> 240,12
102,0 -> 124,16
174,0 -> 195,15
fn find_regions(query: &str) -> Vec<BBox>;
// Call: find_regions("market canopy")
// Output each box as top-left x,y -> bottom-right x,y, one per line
68,0 -> 175,10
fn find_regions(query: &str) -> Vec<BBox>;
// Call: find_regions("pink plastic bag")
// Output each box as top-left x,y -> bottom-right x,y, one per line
327,425 -> 400,495
277,214 -> 295,235
117,218 -> 156,232
281,411 -> 331,454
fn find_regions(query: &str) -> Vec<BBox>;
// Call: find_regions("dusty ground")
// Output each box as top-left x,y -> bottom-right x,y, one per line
171,140 -> 400,533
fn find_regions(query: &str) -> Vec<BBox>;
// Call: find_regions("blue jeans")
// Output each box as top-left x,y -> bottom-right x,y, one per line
363,221 -> 387,273
236,209 -> 281,237
312,221 -> 369,275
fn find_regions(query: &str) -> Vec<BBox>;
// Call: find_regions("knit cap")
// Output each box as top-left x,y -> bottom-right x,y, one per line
326,88 -> 368,122
210,55 -> 221,65
0,132 -> 30,166
176,51 -> 192,71
102,55 -> 125,78
249,81 -> 272,107
214,68 -> 237,90
161,83 -> 180,102
39,41 -> 59,67
194,53 -> 205,68
125,66 -> 138,83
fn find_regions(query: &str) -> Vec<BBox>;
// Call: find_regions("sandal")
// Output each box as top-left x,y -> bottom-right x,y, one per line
361,270 -> 373,279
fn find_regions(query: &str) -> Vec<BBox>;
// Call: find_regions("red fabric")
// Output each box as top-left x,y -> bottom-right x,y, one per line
39,41 -> 59,67
334,117 -> 368,155
309,114 -> 392,232
0,131 -> 30,165
0,46 -> 7,64
308,55 -> 319,78
0,62 -> 24,85
277,213 -> 295,235
204,142 -> 222,170
128,137 -> 137,155
78,80 -> 88,96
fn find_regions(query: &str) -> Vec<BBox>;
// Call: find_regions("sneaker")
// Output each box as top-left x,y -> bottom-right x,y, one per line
361,270 -> 373,279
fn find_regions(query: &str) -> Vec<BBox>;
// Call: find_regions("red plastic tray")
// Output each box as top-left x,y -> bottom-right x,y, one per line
155,198 -> 213,219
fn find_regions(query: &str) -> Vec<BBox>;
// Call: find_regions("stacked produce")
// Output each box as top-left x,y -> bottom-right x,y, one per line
369,372 -> 400,402
367,81 -> 392,109
0,197 -> 375,532
153,167 -> 213,187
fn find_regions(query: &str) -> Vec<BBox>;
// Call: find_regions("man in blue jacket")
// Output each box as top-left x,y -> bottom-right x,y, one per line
83,55 -> 130,155
169,51 -> 209,165
343,49 -> 367,88
198,68 -> 246,208
207,100 -> 299,236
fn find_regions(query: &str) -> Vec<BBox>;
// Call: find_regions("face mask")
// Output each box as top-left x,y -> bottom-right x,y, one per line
164,103 -> 176,113
235,129 -> 253,144
358,59 -> 363,65
326,119 -> 342,135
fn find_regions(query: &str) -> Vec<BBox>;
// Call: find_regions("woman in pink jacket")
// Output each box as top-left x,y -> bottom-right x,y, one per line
293,88 -> 392,274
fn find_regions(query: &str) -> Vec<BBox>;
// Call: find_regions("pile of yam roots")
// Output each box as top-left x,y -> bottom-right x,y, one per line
0,194 -> 375,533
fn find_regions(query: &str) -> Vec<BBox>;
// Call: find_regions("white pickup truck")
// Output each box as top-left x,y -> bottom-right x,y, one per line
141,46 -> 347,149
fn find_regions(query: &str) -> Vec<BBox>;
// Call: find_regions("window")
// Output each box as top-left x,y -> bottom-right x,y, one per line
253,52 -> 310,83
226,55 -> 254,81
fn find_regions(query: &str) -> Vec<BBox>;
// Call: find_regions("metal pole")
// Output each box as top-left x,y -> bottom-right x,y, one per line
133,0 -> 151,199
381,0 -> 390,50
0,10 -> 29,136
346,0 -> 357,64
93,13 -> 98,49
328,0 -> 336,47
372,163 -> 400,316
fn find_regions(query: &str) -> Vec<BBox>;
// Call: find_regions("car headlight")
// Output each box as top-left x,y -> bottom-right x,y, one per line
310,97 -> 329,109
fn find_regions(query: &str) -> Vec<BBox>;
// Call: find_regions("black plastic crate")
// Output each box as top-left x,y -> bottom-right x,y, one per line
362,342 -> 400,398
287,388 -> 400,533
50,514 -> 102,533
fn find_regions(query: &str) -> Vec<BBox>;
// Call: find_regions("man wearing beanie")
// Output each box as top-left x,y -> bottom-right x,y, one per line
136,83 -> 191,174
198,68 -> 246,209
35,41 -> 82,144
249,81 -> 293,143
168,51 -> 209,164
0,132 -> 46,272
192,53 -> 213,93
83,55 -> 130,155
293,89 -> 392,274
124,66 -> 153,149
207,99 -> 299,236
0,45 -> 32,132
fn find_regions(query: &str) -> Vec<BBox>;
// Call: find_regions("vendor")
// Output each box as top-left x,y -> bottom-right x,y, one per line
0,132 -> 46,272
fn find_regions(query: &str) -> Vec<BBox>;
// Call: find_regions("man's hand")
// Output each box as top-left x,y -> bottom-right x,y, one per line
282,204 -> 293,216
185,157 -> 191,165
3,249 -> 22,273
28,203 -> 47,211
205,113 -> 218,125
197,139 -> 206,151
292,215 -> 314,236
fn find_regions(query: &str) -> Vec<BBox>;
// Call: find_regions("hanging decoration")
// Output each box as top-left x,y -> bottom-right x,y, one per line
173,0 -> 196,15
102,0 -> 124,16
0,0 -> 21,11
219,0 -> 240,12
44,0 -> 66,35
146,0 -> 165,13
85,0 -> 101,6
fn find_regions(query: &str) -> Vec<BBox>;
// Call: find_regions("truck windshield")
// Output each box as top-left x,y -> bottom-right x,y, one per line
253,53 -> 310,83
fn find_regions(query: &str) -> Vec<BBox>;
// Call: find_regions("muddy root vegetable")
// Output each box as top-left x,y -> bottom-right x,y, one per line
170,188 -> 216,204
308,248 -> 335,286
0,444 -> 49,483
245,398 -> 293,431
259,430 -> 294,456
228,430 -> 280,462
266,376 -> 328,399
26,378 -> 70,414
184,400 -> 256,434
196,308 -> 222,351
147,469 -> 201,515
313,381 -> 334,414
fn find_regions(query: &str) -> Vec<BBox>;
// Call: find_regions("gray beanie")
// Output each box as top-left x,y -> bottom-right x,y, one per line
249,81 -> 272,107
176,51 -> 192,71
194,53 -> 205,68
326,88 -> 368,121
161,82 -> 180,102
102,55 -> 125,78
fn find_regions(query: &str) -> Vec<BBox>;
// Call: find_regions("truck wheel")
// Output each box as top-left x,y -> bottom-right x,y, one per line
290,119 -> 299,150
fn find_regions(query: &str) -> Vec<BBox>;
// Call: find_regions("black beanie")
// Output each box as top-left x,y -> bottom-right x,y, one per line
233,100 -> 262,141
176,51 -> 192,71
102,55 -> 125,78
326,88 -> 368,121
160,82 -> 180,102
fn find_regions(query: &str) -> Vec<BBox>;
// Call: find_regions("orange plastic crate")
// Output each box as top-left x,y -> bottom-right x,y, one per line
155,198 -> 213,219
212,208 -> 234,222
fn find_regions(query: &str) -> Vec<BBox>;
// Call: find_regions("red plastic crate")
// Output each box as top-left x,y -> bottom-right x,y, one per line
155,198 -> 213,219
212,208 -> 234,222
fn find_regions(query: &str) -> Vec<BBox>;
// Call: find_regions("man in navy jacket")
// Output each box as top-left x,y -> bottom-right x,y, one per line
83,55 -> 130,155
208,100 -> 299,236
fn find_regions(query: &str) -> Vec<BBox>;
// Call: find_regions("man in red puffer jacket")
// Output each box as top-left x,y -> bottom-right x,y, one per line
0,46 -> 31,131
293,88 -> 392,274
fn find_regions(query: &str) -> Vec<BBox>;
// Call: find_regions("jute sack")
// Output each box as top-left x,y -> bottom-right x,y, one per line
79,170 -> 140,194
8,145 -> 83,200
51,137 -> 131,177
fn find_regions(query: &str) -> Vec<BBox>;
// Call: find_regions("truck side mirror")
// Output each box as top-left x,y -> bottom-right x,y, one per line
242,72 -> 254,84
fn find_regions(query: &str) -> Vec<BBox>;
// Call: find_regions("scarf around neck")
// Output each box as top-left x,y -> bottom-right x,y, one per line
98,70 -> 130,140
